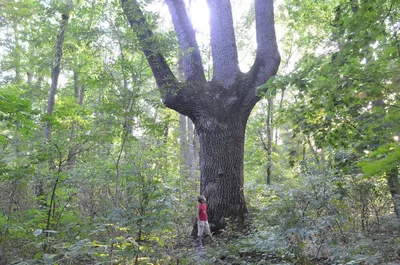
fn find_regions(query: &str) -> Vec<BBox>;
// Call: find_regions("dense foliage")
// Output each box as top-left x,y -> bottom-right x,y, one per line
0,0 -> 399,264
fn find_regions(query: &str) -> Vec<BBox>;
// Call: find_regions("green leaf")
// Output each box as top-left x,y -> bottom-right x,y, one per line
43,254 -> 57,264
33,229 -> 43,237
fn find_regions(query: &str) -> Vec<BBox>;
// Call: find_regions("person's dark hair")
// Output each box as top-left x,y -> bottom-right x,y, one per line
198,195 -> 206,203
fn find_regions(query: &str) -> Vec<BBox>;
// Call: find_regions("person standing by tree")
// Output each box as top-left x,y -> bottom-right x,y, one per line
197,195 -> 213,248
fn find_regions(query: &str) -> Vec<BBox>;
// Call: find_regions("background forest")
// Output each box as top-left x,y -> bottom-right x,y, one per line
0,0 -> 399,264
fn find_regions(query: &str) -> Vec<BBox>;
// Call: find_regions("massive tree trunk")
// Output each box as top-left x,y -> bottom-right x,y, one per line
198,115 -> 249,229
121,0 -> 280,231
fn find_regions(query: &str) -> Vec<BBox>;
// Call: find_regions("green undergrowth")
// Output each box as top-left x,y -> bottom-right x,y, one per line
177,213 -> 399,265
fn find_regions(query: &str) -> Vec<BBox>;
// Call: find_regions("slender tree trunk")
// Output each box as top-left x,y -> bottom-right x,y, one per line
266,94 -> 273,185
78,86 -> 84,105
115,44 -> 131,205
162,121 -> 170,181
275,89 -> 285,144
13,22 -> 21,82
67,71 -> 81,170
387,167 -> 400,219
27,72 -> 33,85
187,118 -> 197,190
74,71 -> 80,100
45,144 -> 63,249
193,122 -> 200,189
307,135 -> 320,163
177,52 -> 190,183
194,128 -> 200,169
35,76 -> 43,88
177,41 -> 197,186
289,132 -> 297,168
179,115 -> 189,180
114,130 -> 128,207
43,12 -> 70,141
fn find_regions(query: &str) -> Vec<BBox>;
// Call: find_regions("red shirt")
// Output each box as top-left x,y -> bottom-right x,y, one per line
198,203 -> 208,221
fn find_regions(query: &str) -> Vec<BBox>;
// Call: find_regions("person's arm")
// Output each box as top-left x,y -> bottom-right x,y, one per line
197,205 -> 200,221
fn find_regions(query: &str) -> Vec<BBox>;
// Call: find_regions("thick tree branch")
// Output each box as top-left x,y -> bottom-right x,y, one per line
166,0 -> 205,82
251,0 -> 281,87
207,0 -> 240,86
121,0 -> 178,99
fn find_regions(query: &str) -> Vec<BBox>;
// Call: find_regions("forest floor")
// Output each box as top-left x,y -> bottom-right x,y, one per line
182,219 -> 400,265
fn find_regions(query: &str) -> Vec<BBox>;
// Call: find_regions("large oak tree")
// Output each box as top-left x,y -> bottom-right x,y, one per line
121,0 -> 280,230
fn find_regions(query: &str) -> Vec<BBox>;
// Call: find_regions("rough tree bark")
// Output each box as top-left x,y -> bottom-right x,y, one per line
121,0 -> 280,231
